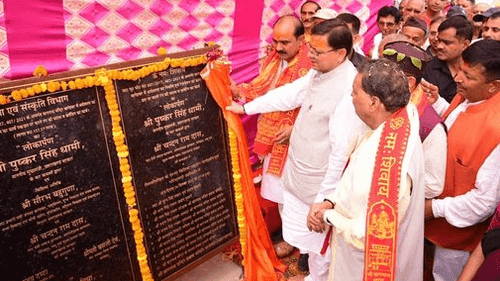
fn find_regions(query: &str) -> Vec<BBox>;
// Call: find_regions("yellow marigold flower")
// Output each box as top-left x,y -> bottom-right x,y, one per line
157,47 -> 167,55
20,89 -> 29,98
118,151 -> 129,158
119,158 -> 129,166
33,65 -> 48,77
0,95 -> 6,105
126,197 -> 136,206
68,81 -> 76,89
74,78 -> 84,89
47,81 -> 60,92
85,76 -> 94,87
40,83 -> 47,92
32,84 -> 42,94
60,81 -> 67,90
26,87 -> 34,97
12,90 -> 22,101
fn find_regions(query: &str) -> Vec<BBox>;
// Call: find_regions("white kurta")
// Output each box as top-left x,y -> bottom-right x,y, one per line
324,104 -> 425,281
245,60 -> 367,256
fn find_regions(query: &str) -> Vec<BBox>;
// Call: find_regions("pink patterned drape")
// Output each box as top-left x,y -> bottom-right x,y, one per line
0,0 -> 391,81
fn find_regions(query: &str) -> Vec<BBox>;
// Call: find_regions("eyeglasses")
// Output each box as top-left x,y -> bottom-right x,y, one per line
307,43 -> 336,56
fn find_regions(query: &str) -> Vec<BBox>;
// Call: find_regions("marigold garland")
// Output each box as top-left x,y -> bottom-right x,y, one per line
2,53 -> 227,281
228,129 -> 246,265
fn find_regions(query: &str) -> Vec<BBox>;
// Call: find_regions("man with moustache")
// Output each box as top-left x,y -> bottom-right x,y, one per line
230,15 -> 313,259
421,16 -> 473,103
425,39 -> 500,281
473,7 -> 500,41
371,6 -> 403,59
226,19 -> 366,281
300,1 -> 321,41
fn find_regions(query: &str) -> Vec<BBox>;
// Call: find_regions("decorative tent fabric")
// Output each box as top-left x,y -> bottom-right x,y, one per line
0,0 -> 392,82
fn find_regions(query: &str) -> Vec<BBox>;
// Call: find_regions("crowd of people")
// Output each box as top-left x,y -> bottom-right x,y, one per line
226,0 -> 500,280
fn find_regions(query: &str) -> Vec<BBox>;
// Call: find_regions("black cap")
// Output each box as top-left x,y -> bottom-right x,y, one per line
446,6 -> 467,19
473,7 -> 500,22
383,41 -> 432,77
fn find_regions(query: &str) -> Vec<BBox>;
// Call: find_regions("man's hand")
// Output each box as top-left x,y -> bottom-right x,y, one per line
229,79 -> 243,101
420,79 -> 440,105
275,125 -> 293,144
225,101 -> 245,115
425,199 -> 434,220
307,201 -> 334,233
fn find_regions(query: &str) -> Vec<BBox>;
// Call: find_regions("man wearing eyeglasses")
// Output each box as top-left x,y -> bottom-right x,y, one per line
226,19 -> 366,281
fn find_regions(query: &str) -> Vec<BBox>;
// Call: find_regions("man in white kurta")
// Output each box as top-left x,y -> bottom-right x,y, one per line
227,19 -> 367,281
310,59 -> 425,281
322,103 -> 425,281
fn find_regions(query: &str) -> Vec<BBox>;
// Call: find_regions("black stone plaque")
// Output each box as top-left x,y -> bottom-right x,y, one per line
114,64 -> 238,280
0,88 -> 139,281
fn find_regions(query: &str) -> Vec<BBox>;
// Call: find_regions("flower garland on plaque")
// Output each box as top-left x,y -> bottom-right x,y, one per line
0,51 -> 250,281
228,129 -> 246,264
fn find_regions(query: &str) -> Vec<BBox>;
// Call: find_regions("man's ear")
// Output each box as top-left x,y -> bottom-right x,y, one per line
461,39 -> 471,52
353,33 -> 361,44
407,76 -> 417,91
488,80 -> 500,95
297,34 -> 305,43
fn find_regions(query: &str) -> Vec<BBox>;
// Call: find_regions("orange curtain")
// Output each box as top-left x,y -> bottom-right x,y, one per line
201,60 -> 285,281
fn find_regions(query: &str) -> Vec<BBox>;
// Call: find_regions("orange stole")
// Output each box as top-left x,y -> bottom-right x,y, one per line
201,60 -> 285,281
364,108 -> 410,281
240,43 -> 312,176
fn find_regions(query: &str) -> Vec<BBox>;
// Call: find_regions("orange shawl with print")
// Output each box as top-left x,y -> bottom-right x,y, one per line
238,42 -> 312,176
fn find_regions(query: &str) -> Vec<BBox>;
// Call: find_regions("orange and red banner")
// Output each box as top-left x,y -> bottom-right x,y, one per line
364,108 -> 410,281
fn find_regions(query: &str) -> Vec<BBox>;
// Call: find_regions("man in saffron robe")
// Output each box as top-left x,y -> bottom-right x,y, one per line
424,39 -> 500,281
230,15 -> 313,259
310,59 -> 426,281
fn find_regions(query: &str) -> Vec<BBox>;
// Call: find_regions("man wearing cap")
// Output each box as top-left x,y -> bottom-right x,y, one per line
312,8 -> 338,25
371,6 -> 403,59
446,5 -> 469,19
227,19 -> 367,281
383,41 -> 447,200
473,7 -> 500,40
402,16 -> 429,47
471,3 -> 491,39
300,1 -> 321,41
425,39 -> 500,281
229,15 -> 313,259
421,16 -> 473,103
456,0 -> 475,19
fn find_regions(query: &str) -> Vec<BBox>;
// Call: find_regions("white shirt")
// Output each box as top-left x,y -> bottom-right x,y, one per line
432,99 -> 500,227
371,33 -> 382,59
245,61 -> 367,205
423,124 -> 447,198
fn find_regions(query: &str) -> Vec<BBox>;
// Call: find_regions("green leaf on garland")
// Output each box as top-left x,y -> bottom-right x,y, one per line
397,53 -> 405,62
411,56 -> 422,70
383,49 -> 397,56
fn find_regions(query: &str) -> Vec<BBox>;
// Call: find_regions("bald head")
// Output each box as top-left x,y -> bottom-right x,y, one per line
274,15 -> 305,38
403,0 -> 425,21
378,33 -> 410,58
